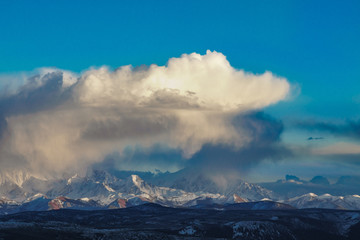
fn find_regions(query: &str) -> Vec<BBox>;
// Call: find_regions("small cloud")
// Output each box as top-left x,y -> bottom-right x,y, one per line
297,120 -> 360,141
307,137 -> 324,141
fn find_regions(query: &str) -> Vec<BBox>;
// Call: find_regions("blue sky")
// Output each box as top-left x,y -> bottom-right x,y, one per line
1,0 -> 359,118
0,0 -> 360,181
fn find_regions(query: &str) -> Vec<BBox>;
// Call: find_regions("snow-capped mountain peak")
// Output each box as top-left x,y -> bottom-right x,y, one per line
131,174 -> 144,188
67,174 -> 79,185
1,169 -> 360,212
285,193 -> 360,210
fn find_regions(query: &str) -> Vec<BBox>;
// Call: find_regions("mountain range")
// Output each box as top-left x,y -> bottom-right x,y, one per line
1,169 -> 360,214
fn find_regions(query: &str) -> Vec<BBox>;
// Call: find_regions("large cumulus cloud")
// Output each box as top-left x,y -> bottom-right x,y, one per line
0,51 -> 290,178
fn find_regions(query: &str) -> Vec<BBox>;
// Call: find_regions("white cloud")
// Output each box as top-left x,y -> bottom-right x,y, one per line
0,50 -> 290,177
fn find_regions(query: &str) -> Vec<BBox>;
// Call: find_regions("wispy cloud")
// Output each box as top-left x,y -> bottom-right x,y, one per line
297,120 -> 360,141
312,142 -> 360,155
307,137 -> 324,141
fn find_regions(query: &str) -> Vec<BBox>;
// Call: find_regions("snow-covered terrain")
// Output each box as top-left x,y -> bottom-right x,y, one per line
1,169 -> 360,213
285,193 -> 360,210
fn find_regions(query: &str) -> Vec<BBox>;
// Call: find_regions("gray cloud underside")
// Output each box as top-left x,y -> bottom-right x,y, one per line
93,111 -> 292,178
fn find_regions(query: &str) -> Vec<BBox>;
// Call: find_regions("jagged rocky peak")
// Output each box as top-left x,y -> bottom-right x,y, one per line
86,169 -> 115,182
131,174 -> 144,185
233,194 -> 248,203
25,193 -> 48,202
2,169 -> 360,211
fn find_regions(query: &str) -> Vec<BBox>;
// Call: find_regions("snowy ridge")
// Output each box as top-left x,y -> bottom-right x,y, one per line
284,193 -> 360,210
155,171 -> 276,201
0,197 -> 18,206
1,169 -> 360,212
0,170 -> 267,211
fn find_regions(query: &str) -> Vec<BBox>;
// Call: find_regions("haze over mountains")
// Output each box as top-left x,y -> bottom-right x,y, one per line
1,167 -> 360,215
